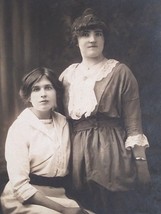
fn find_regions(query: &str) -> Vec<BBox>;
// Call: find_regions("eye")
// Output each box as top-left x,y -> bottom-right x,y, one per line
32,86 -> 40,92
45,85 -> 54,90
80,31 -> 89,37
95,31 -> 103,36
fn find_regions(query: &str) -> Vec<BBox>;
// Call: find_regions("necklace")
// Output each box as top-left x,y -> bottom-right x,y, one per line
82,57 -> 106,70
79,58 -> 106,81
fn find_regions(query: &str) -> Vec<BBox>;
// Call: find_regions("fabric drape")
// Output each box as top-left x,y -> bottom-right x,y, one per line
0,0 -> 40,172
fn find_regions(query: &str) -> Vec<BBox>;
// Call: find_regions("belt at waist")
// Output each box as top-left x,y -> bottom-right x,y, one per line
29,173 -> 70,188
70,115 -> 122,132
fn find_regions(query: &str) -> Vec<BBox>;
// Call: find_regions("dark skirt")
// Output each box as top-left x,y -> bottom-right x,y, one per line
70,114 -> 137,192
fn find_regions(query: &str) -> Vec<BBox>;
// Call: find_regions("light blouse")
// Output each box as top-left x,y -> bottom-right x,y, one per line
5,108 -> 70,203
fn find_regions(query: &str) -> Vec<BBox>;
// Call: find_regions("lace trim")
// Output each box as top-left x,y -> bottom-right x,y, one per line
96,59 -> 119,82
125,134 -> 149,149
68,59 -> 118,119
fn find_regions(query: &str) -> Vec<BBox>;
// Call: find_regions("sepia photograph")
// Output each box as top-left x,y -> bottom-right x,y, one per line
0,0 -> 161,213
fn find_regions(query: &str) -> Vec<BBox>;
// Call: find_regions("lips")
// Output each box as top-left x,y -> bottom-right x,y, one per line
88,46 -> 97,48
40,100 -> 48,103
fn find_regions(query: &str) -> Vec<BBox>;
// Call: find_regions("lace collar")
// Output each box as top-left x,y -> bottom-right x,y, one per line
68,58 -> 118,119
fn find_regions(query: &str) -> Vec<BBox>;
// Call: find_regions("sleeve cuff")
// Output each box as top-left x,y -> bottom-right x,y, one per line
14,183 -> 38,203
125,134 -> 149,149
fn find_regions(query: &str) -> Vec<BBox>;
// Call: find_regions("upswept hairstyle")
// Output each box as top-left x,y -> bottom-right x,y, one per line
71,8 -> 108,45
19,67 -> 64,113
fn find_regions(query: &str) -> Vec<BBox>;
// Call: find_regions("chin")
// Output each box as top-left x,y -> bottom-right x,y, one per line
39,107 -> 51,112
88,52 -> 101,58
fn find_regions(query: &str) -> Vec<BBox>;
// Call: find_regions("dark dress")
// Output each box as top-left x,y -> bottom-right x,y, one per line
59,59 -> 149,193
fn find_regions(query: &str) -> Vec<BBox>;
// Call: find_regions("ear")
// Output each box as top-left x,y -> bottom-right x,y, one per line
27,96 -> 31,103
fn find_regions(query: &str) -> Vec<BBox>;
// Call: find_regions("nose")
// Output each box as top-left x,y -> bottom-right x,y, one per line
89,33 -> 96,42
40,88 -> 46,97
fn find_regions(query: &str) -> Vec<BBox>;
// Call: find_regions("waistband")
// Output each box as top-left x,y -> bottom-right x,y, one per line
29,173 -> 70,187
70,115 -> 122,132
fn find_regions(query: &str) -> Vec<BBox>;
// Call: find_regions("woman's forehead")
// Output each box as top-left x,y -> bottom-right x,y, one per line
33,76 -> 51,86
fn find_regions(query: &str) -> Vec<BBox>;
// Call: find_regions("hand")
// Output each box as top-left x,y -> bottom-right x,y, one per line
62,207 -> 89,214
135,160 -> 151,184
132,145 -> 151,193
135,160 -> 151,194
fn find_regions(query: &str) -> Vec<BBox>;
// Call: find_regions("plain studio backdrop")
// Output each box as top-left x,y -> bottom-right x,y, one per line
0,0 -> 161,213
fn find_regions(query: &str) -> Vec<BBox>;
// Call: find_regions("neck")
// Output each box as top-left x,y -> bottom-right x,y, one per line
82,55 -> 105,69
30,107 -> 52,120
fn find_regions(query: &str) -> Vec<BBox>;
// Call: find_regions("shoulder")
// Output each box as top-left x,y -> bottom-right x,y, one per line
6,118 -> 31,147
113,63 -> 139,94
7,119 -> 30,138
102,59 -> 132,77
115,62 -> 132,73
101,59 -> 134,81
59,63 -> 79,83
7,109 -> 35,135
113,62 -> 136,80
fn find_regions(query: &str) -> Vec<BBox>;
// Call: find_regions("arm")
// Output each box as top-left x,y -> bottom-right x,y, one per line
26,192 -> 88,214
5,123 -> 87,214
120,65 -> 149,152
26,191 -> 64,212
120,65 -> 151,185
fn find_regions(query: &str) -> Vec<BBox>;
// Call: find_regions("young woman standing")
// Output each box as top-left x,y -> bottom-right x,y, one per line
59,8 -> 151,214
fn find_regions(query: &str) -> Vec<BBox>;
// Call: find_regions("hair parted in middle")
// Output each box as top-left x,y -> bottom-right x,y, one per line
71,8 -> 108,45
19,67 -> 64,113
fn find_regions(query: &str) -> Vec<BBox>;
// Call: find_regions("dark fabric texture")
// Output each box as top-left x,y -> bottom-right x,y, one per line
63,63 -> 147,191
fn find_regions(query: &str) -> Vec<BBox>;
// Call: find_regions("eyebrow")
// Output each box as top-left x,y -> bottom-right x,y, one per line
84,29 -> 103,32
32,83 -> 53,88
94,29 -> 103,32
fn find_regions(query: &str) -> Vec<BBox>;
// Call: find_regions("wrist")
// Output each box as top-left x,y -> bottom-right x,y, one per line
132,145 -> 146,160
135,157 -> 146,161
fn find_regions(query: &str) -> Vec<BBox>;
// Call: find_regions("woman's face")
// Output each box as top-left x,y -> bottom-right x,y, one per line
77,28 -> 105,59
29,76 -> 57,119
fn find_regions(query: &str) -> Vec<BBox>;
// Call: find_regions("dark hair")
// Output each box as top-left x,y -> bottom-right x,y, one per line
19,67 -> 64,114
71,8 -> 108,45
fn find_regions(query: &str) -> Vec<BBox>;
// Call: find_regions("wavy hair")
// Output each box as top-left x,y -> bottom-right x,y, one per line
71,8 -> 108,45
